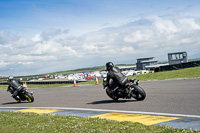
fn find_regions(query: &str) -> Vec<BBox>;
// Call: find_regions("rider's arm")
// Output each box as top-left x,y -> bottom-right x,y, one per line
103,73 -> 110,88
106,73 -> 111,84
7,85 -> 12,92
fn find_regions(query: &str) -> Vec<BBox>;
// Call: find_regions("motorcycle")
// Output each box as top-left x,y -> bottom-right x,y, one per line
7,86 -> 34,103
103,78 -> 146,101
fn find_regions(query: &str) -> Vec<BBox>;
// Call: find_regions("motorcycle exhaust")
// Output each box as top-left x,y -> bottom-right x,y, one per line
127,87 -> 134,98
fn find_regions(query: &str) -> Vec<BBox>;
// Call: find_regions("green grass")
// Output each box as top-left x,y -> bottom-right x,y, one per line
0,85 -> 7,90
82,66 -> 200,85
0,111 -> 198,133
129,66 -> 200,81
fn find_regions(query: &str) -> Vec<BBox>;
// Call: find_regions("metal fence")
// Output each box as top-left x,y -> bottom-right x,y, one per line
159,61 -> 200,71
0,80 -> 83,85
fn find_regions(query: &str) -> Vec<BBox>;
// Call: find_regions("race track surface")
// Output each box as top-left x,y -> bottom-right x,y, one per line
1,78 -> 200,116
1,78 -> 200,131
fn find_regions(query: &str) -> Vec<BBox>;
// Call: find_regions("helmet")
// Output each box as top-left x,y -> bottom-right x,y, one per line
8,76 -> 13,80
106,62 -> 114,71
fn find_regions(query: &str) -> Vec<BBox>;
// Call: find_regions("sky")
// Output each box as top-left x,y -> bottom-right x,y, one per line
0,0 -> 200,76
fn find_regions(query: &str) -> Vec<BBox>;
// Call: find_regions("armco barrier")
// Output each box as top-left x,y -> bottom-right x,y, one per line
160,61 -> 200,71
0,82 -> 7,85
0,80 -> 84,85
26,80 -> 76,84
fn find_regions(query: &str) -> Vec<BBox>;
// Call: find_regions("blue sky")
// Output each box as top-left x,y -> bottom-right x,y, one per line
0,0 -> 200,76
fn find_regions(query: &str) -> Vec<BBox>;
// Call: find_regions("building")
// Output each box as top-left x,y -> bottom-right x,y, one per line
136,57 -> 157,70
168,51 -> 188,65
117,65 -> 136,71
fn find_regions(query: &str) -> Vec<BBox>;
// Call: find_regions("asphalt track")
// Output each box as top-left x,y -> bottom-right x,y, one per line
0,78 -> 200,131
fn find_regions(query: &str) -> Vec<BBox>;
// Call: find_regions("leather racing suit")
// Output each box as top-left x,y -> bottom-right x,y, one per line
7,79 -> 23,100
106,66 -> 128,91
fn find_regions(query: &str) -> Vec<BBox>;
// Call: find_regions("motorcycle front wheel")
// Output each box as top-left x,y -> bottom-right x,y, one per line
24,92 -> 34,102
106,88 -> 119,101
131,84 -> 146,101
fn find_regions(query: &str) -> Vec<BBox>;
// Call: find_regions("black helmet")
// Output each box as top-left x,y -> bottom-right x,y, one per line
106,62 -> 114,71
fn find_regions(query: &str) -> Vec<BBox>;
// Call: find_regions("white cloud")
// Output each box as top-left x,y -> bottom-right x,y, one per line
152,16 -> 180,34
63,46 -> 81,57
0,13 -> 200,76
0,60 -> 10,69
17,62 -> 34,65
32,34 -> 43,42
121,46 -> 135,54
123,30 -> 153,43
178,18 -> 200,30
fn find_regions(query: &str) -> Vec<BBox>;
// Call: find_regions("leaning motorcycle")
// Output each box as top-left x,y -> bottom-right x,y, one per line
7,86 -> 34,103
103,78 -> 146,101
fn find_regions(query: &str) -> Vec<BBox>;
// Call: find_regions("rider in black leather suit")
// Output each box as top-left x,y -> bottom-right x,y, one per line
7,76 -> 23,102
105,62 -> 128,92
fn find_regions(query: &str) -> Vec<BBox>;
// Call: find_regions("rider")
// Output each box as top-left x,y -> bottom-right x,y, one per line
105,62 -> 129,93
7,76 -> 23,102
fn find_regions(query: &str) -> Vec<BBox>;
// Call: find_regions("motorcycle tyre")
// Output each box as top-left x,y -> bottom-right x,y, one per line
131,84 -> 146,101
106,88 -> 119,101
24,92 -> 34,102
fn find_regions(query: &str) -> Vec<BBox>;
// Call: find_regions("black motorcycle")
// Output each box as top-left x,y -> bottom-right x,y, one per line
103,78 -> 146,101
7,86 -> 34,103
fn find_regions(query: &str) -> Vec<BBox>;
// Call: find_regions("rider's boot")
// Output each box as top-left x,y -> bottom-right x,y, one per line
12,91 -> 21,103
13,96 -> 21,103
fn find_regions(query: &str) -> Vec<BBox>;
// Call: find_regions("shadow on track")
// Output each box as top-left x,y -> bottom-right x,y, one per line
2,102 -> 29,105
87,99 -> 137,104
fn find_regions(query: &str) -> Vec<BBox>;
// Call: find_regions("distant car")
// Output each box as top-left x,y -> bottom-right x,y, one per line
134,71 -> 141,75
28,78 -> 37,81
43,78 -> 49,80
85,76 -> 94,80
38,78 -> 44,80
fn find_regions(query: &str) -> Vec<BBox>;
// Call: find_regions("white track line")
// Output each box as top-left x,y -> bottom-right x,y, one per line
1,107 -> 200,118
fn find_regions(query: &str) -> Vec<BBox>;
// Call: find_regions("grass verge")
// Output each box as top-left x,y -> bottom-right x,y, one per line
129,66 -> 200,81
0,111 -> 198,133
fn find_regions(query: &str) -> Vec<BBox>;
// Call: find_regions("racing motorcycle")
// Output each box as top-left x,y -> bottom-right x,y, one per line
7,86 -> 34,103
103,78 -> 146,101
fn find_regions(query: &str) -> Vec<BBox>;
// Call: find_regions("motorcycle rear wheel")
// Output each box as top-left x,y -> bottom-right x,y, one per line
24,92 -> 34,102
131,84 -> 146,101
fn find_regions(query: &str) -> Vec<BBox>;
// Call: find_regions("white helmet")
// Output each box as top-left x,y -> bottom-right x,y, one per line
8,76 -> 14,80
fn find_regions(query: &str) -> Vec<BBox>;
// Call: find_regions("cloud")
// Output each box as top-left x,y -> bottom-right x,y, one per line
178,18 -> 200,30
32,34 -> 42,42
124,30 -> 153,43
121,46 -> 135,54
64,46 -> 81,57
0,60 -> 10,69
0,30 -> 20,44
0,13 -> 200,76
150,15 -> 180,34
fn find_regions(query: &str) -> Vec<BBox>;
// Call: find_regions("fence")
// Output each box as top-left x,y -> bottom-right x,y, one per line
0,80 -> 83,85
159,61 -> 200,71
